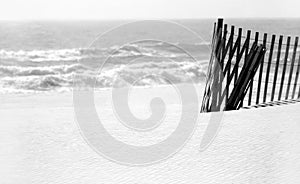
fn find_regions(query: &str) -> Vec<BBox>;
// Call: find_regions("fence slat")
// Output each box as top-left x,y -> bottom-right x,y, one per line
286,37 -> 298,99
234,28 -> 242,84
263,35 -> 276,102
225,26 -> 235,104
221,24 -> 228,69
298,82 -> 300,98
210,19 -> 223,111
278,36 -> 291,100
241,30 -> 251,106
248,32 -> 259,106
271,35 -> 283,101
201,22 -> 217,112
292,44 -> 300,99
217,24 -> 228,109
202,22 -> 219,112
256,33 -> 267,104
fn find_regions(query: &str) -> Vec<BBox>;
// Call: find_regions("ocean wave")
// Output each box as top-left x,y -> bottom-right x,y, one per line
0,59 -> 207,93
0,64 -> 87,77
1,75 -> 72,91
0,41 -> 210,63
0,41 -> 209,93
0,49 -> 82,62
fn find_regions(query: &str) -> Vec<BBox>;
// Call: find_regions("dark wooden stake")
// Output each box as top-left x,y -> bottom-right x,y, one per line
256,33 -> 267,104
248,32 -> 259,105
263,35 -> 276,102
292,45 -> 300,99
286,37 -> 298,99
271,35 -> 283,101
278,36 -> 291,100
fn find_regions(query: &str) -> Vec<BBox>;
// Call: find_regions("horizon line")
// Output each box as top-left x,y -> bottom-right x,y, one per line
1,17 -> 300,21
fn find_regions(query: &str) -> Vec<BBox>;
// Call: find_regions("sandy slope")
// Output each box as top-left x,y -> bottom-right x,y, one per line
0,85 -> 300,184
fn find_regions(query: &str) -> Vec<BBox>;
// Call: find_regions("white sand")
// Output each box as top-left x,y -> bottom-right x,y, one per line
1,84 -> 300,184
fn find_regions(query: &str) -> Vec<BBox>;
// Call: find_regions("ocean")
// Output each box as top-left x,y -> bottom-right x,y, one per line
1,18 -> 300,93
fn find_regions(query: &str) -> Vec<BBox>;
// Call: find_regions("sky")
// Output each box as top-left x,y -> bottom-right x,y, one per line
1,0 -> 300,20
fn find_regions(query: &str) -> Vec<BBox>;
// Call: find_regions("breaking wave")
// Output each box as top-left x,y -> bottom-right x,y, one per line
0,42 -> 210,93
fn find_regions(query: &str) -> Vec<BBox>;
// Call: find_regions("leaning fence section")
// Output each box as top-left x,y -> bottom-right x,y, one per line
201,18 -> 300,112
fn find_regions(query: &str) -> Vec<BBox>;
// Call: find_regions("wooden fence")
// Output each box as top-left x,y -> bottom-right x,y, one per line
201,18 -> 300,112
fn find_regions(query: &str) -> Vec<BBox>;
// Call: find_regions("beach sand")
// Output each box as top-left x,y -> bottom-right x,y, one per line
1,84 -> 300,184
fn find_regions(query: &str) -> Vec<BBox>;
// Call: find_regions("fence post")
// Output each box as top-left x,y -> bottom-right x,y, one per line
240,30 -> 251,106
256,33 -> 268,104
225,26 -> 235,104
201,22 -> 217,112
234,28 -> 243,84
286,37 -> 298,99
271,35 -> 283,101
263,35 -> 276,102
210,18 -> 223,111
278,36 -> 291,100
292,44 -> 300,99
248,32 -> 259,105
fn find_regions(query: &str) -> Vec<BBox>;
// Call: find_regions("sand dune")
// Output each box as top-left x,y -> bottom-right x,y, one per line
0,84 -> 300,184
